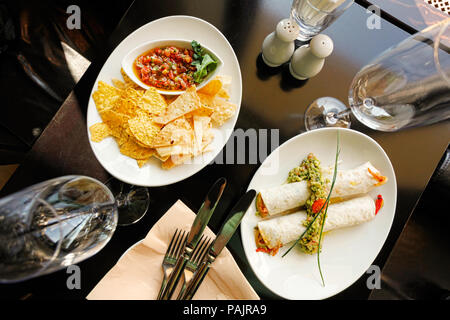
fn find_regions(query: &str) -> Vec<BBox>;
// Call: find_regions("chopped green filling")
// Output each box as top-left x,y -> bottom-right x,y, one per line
288,154 -> 327,254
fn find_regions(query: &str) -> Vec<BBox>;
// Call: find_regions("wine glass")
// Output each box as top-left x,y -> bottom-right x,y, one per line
0,176 -> 118,283
304,19 -> 450,131
105,178 -> 150,226
290,0 -> 354,41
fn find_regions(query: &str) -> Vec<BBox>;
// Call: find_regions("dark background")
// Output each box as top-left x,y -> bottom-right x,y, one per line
0,0 -> 132,163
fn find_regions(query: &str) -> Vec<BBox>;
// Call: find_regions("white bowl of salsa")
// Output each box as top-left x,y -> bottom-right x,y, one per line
121,39 -> 223,95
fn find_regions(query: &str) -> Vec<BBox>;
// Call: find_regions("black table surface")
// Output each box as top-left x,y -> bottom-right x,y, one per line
1,0 -> 449,300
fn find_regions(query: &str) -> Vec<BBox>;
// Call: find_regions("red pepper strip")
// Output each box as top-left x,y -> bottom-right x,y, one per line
368,168 -> 388,186
311,198 -> 327,214
256,246 -> 281,256
375,195 -> 384,215
256,247 -> 270,254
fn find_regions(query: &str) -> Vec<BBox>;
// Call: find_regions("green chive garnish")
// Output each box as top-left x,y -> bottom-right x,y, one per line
283,132 -> 341,287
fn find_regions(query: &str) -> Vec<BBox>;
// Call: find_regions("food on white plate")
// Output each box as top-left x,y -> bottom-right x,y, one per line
254,153 -> 386,256
256,195 -> 377,255
322,162 -> 387,198
89,66 -> 236,169
256,181 -> 310,217
256,161 -> 387,218
133,40 -> 218,92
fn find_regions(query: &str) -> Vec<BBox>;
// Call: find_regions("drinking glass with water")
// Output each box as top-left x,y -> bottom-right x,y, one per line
290,0 -> 354,41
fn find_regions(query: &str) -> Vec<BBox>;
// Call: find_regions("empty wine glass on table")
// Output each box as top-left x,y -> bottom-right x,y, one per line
290,0 -> 354,41
0,176 -> 118,283
0,175 -> 151,283
105,178 -> 150,226
304,19 -> 450,131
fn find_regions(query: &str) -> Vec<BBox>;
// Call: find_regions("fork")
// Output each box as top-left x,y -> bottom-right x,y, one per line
176,235 -> 212,300
157,229 -> 188,300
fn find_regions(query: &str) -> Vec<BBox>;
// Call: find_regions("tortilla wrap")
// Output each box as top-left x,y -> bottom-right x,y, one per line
323,162 -> 386,198
258,162 -> 386,216
257,195 -> 376,249
259,181 -> 310,217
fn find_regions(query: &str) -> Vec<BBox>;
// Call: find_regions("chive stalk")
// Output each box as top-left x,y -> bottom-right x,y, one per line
282,132 -> 341,287
317,133 -> 340,286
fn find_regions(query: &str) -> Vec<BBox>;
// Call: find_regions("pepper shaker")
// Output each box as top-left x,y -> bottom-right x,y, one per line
261,19 -> 300,67
289,34 -> 334,80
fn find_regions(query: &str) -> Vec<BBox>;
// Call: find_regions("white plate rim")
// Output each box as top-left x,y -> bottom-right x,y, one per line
240,127 -> 398,300
86,15 -> 242,187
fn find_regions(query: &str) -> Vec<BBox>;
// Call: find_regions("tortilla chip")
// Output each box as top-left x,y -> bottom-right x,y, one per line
115,88 -> 144,116
91,74 -> 234,170
198,93 -> 215,108
92,81 -> 123,113
162,154 -> 192,170
138,87 -> 167,115
189,106 -> 214,118
99,109 -> 131,140
217,75 -> 232,91
153,86 -> 202,124
121,68 -> 142,90
172,154 -> 193,165
215,76 -> 232,99
89,123 -> 111,143
161,157 -> 177,170
211,98 -> 237,126
217,88 -> 230,99
198,79 -> 222,96
119,138 -> 155,160
112,78 -> 126,90
128,115 -> 162,147
164,95 -> 177,105
202,130 -> 215,153
137,157 -> 153,168
156,144 -> 193,157
151,118 -> 193,148
193,115 -> 211,156
154,153 -> 170,162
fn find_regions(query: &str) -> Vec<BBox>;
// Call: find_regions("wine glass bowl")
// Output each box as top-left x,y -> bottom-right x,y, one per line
304,19 -> 450,132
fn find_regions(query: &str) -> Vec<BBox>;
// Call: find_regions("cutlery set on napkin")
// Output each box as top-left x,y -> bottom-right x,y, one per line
87,178 -> 259,300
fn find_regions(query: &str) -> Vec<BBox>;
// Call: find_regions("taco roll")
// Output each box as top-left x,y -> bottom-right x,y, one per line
256,195 -> 377,251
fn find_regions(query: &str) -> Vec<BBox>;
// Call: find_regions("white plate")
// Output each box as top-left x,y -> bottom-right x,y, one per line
87,16 -> 242,187
240,128 -> 397,300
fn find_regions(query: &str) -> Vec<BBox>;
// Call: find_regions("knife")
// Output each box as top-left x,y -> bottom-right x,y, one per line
159,177 -> 227,300
180,189 -> 256,300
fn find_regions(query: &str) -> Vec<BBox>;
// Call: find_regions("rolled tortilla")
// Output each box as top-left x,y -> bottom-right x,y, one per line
258,181 -> 310,217
257,162 -> 386,217
257,195 -> 376,250
323,162 -> 387,198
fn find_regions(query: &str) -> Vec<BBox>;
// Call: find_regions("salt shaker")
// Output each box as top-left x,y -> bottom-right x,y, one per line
289,34 -> 334,80
261,19 -> 300,67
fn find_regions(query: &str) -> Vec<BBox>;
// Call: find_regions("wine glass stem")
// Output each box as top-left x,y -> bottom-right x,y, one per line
325,108 -> 352,125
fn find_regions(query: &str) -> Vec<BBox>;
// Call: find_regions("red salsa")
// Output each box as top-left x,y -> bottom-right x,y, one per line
133,46 -> 197,91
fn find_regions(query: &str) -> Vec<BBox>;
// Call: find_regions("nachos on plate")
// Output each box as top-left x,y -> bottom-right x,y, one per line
89,70 -> 236,169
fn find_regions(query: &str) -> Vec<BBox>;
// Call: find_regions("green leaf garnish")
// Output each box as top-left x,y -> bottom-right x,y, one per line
191,40 -> 217,84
